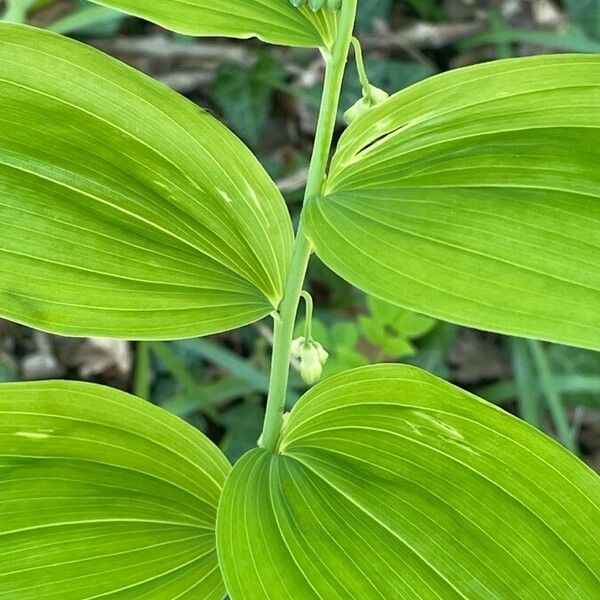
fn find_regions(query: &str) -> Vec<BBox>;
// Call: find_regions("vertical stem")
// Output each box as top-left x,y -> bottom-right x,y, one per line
260,0 -> 358,452
300,291 -> 314,341
133,341 -> 151,400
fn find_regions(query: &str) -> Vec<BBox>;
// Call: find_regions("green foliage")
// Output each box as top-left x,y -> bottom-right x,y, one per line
323,320 -> 367,374
212,53 -> 286,148
355,0 -> 390,32
359,296 -> 436,357
306,54 -> 600,350
218,364 -> 600,598
0,381 -> 230,598
0,2 -> 599,599
0,24 -> 293,339
220,398 -> 265,462
87,0 -> 338,47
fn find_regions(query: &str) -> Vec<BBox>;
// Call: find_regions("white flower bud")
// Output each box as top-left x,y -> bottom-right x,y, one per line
299,343 -> 324,385
314,341 -> 329,365
290,336 -> 305,359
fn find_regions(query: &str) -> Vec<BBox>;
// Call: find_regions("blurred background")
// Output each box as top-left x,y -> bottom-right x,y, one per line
1,0 -> 599,467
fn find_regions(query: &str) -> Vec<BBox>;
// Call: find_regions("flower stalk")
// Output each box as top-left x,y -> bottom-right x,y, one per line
259,0 -> 358,452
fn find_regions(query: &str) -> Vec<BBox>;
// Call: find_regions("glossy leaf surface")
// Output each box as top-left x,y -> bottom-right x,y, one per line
87,0 -> 337,48
0,381 -> 230,599
0,25 -> 292,338
218,364 -> 600,599
306,55 -> 600,349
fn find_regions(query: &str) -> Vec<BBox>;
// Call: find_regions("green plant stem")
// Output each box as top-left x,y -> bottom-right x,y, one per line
350,37 -> 370,94
528,339 -> 578,454
260,0 -> 358,452
133,341 -> 151,400
300,291 -> 314,341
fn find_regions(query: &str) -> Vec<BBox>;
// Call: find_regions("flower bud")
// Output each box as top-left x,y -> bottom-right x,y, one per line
293,338 -> 329,385
369,85 -> 390,105
290,336 -> 305,359
314,341 -> 329,365
343,85 -> 389,124
299,343 -> 324,385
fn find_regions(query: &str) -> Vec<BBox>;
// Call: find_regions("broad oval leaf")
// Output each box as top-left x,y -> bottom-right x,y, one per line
87,0 -> 337,48
0,24 -> 293,339
306,54 -> 600,350
218,364 -> 600,599
0,381 -> 230,599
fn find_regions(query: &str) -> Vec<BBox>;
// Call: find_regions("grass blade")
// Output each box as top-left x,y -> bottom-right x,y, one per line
528,339 -> 578,454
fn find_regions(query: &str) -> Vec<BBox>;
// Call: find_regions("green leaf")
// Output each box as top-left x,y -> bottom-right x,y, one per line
87,0 -> 337,48
217,364 -> 600,599
355,0 -> 391,33
360,296 -> 436,357
0,24 -> 293,339
306,55 -> 600,350
212,53 -> 285,147
0,380 -> 230,599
